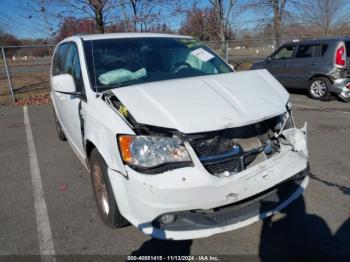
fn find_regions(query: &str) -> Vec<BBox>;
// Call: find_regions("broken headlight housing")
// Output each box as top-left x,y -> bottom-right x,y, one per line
118,135 -> 192,170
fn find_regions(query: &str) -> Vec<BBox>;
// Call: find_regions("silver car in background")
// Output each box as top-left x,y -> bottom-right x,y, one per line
252,38 -> 350,102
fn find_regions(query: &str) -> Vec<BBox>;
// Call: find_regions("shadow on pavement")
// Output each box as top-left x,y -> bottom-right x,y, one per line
259,187 -> 350,261
286,87 -> 341,102
286,87 -> 308,96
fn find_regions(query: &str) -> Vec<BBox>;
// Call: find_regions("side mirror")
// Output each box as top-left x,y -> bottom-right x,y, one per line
52,74 -> 78,95
228,63 -> 234,70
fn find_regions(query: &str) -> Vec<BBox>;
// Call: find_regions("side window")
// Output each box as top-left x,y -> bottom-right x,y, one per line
272,45 -> 296,60
52,43 -> 69,76
296,45 -> 314,58
65,44 -> 84,92
296,44 -> 325,58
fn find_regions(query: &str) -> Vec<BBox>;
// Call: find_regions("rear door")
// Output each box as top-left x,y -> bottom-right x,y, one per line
265,44 -> 297,86
286,43 -> 327,88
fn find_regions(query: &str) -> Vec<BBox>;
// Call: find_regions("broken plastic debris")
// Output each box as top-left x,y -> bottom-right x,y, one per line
282,123 -> 308,157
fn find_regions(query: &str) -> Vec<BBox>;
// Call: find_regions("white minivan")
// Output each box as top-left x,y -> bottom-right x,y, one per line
51,33 -> 309,240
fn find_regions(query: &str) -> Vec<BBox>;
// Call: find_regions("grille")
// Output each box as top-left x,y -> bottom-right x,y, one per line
205,159 -> 240,175
190,136 -> 235,157
190,136 -> 263,175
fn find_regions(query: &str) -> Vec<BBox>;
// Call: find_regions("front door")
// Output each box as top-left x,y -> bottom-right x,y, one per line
265,44 -> 297,87
54,42 -> 86,160
287,43 -> 326,88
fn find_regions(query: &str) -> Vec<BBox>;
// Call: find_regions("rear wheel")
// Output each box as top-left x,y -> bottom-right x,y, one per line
53,110 -> 66,141
89,148 -> 129,228
308,77 -> 331,100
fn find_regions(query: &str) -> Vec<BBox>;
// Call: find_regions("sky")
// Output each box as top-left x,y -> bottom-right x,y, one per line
0,0 -> 260,40
0,0 -> 46,39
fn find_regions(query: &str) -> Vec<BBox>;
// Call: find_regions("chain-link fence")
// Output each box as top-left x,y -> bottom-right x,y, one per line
204,37 -> 302,71
0,45 -> 54,105
0,37 -> 305,105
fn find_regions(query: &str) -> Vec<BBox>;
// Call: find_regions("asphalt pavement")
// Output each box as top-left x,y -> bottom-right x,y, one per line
0,93 -> 349,262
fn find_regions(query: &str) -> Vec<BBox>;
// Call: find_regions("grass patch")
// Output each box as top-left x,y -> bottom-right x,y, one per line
0,71 -> 49,105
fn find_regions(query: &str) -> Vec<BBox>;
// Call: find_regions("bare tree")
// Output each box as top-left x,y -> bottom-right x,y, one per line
296,0 -> 350,36
209,0 -> 239,60
25,0 -> 58,38
121,0 -> 180,32
271,0 -> 287,48
58,0 -> 115,33
27,0 -> 120,34
129,0 -> 140,31
86,0 -> 108,33
246,0 -> 287,49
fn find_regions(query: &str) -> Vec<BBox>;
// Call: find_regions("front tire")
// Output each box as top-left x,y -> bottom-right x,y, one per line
308,77 -> 331,100
89,148 -> 129,228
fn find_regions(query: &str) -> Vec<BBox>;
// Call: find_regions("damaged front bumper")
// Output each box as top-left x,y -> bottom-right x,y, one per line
108,125 -> 309,240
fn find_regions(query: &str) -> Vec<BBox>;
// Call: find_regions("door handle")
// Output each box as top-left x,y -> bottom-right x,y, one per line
311,62 -> 318,66
284,64 -> 289,67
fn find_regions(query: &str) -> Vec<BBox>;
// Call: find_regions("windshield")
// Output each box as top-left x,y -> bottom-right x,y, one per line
83,37 -> 232,91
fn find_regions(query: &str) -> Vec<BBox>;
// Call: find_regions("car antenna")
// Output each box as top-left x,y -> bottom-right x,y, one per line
90,41 -> 100,98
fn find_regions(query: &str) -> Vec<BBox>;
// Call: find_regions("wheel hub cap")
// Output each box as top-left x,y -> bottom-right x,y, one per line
311,80 -> 326,97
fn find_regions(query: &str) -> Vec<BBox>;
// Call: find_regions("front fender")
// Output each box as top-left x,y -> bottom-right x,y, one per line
82,98 -> 134,175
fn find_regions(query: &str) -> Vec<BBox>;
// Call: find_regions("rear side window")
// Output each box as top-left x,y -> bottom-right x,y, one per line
52,43 -> 69,76
296,44 -> 327,58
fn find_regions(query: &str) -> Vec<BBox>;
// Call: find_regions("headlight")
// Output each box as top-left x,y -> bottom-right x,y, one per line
118,135 -> 191,168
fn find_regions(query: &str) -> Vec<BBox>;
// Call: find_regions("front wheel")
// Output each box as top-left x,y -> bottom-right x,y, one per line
89,148 -> 129,228
308,77 -> 331,100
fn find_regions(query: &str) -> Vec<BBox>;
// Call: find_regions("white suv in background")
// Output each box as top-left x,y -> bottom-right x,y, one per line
51,33 -> 309,240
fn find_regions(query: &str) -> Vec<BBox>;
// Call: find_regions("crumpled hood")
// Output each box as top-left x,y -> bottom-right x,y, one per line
111,69 -> 289,133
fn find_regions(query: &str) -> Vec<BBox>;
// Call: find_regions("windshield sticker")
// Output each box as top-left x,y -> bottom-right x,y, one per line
191,48 -> 214,62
